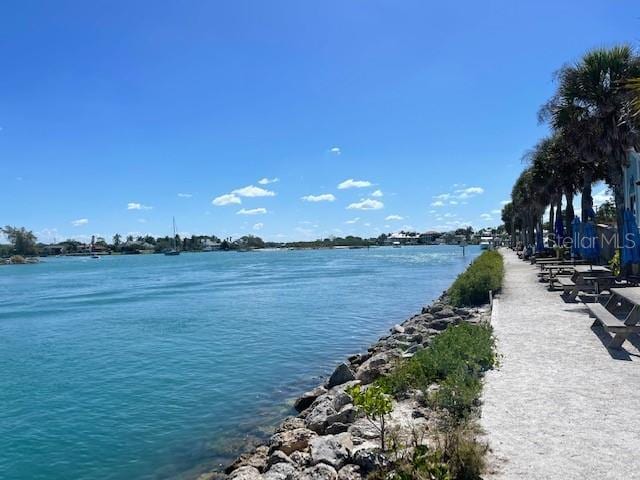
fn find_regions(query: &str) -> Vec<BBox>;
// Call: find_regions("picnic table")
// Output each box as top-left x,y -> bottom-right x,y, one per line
550,266 -> 612,300
586,287 -> 640,349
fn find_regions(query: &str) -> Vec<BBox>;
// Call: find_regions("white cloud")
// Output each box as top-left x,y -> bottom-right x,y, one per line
371,189 -> 383,197
480,213 -> 493,220
345,217 -> 360,224
431,201 -> 445,207
258,177 -> 279,185
301,193 -> 336,202
127,202 -> 152,210
253,222 -> 264,230
330,147 -> 341,155
456,186 -> 484,199
237,207 -> 267,215
177,193 -> 193,198
385,214 -> 404,221
593,188 -> 613,208
491,209 -> 501,215
212,193 -> 242,206
346,198 -> 384,210
338,179 -> 372,189
363,222 -> 371,227
232,185 -> 276,197
449,200 -> 458,205
71,218 -> 88,227
434,193 -> 451,200
500,200 -> 510,205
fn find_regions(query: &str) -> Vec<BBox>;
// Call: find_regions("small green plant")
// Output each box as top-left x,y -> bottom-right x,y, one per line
347,384 -> 393,450
379,323 -> 495,422
449,251 -> 504,307
609,250 -> 621,276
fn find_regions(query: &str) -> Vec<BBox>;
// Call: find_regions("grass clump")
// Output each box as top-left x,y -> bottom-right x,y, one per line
449,251 -> 503,307
379,323 -> 496,421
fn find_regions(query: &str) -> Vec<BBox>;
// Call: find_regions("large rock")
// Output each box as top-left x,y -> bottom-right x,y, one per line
229,466 -> 263,480
355,352 -> 391,384
351,448 -> 388,474
266,450 -> 294,469
276,416 -> 306,432
337,464 -> 363,480
226,446 -> 269,473
262,462 -> 296,480
294,386 -> 328,413
298,463 -> 339,480
309,434 -> 352,469
391,324 -> 405,334
326,406 -> 358,426
328,363 -> 356,388
305,396 -> 337,434
269,428 -> 317,455
433,307 -> 454,319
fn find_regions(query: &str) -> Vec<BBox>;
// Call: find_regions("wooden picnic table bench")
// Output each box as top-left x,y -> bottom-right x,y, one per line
551,267 -> 612,300
586,287 -> 640,349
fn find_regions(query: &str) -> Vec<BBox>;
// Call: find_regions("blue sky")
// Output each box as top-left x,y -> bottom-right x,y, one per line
1,1 -> 637,242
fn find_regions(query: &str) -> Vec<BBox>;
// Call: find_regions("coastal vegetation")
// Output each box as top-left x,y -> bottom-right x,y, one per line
503,45 -> 640,257
1,225 -> 505,259
448,251 -> 504,307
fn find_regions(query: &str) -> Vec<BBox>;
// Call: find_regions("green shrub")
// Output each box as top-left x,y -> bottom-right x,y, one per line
449,251 -> 503,307
347,384 -> 393,449
379,323 -> 495,421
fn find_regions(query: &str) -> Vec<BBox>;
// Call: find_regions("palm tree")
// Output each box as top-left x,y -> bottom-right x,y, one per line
548,45 -> 640,244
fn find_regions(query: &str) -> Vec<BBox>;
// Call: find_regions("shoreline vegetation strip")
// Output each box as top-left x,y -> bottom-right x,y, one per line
214,250 -> 503,480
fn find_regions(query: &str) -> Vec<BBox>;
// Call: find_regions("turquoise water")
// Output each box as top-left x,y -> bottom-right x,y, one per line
0,245 -> 479,480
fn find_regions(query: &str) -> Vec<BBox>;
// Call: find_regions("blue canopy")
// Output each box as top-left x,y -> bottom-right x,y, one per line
580,221 -> 600,261
621,209 -> 640,265
536,228 -> 544,253
571,216 -> 582,258
554,215 -> 564,246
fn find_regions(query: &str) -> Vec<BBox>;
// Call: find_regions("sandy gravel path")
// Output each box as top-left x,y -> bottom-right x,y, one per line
481,249 -> 640,479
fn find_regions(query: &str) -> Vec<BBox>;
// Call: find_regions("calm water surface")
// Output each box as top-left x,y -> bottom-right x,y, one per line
0,245 -> 479,480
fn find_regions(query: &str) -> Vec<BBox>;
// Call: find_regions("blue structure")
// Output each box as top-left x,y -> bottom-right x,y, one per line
554,215 -> 564,246
571,216 -> 581,258
621,209 -> 640,265
580,221 -> 600,261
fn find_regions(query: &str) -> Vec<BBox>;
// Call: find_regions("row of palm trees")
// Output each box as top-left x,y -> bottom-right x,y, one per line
503,45 -> 640,250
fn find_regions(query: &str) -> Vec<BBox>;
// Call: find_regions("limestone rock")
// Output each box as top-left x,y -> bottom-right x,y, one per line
266,450 -> 294,469
328,363 -> 356,389
433,307 -> 454,319
337,464 -> 363,480
294,386 -> 328,413
305,396 -> 337,434
226,446 -> 269,473
262,462 -> 296,480
298,463 -> 339,480
229,466 -> 263,480
351,448 -> 388,474
309,434 -> 352,469
269,428 -> 317,455
290,450 -> 312,468
355,352 -> 391,384
326,406 -> 358,426
391,324 -> 405,334
276,417 -> 306,433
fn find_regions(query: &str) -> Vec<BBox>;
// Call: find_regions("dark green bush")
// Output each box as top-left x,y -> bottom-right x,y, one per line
449,251 -> 503,307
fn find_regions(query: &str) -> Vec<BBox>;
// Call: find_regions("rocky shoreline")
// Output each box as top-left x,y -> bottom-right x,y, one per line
200,294 -> 491,480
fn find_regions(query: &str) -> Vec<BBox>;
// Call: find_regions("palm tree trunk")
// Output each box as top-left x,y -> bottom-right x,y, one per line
581,169 -> 594,221
549,203 -> 555,246
565,190 -> 575,239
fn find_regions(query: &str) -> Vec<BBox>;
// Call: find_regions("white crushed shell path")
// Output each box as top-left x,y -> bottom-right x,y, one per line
481,249 -> 640,480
